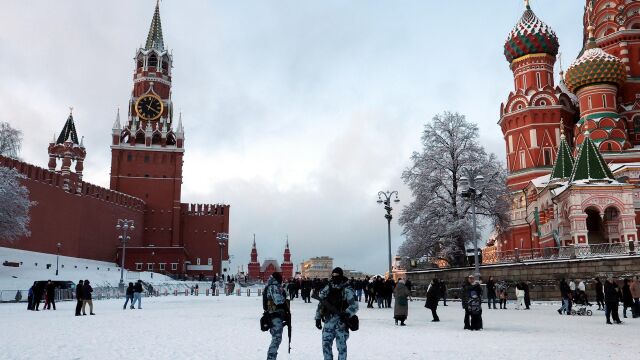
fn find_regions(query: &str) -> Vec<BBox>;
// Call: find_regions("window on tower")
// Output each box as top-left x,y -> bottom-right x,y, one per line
148,54 -> 158,68
543,148 -> 552,166
519,151 -> 526,169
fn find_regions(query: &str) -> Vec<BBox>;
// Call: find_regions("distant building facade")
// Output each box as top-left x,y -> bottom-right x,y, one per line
300,256 -> 333,279
247,239 -> 293,281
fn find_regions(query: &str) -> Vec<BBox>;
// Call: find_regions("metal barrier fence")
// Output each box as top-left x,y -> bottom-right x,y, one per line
483,241 -> 639,265
1,286 -> 265,303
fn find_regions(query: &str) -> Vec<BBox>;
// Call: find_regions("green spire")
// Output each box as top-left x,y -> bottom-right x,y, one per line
569,131 -> 615,183
56,108 -> 79,145
145,0 -> 164,51
549,125 -> 574,182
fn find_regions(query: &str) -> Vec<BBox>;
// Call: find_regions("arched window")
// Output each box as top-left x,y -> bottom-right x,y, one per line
135,132 -> 145,144
148,54 -> 158,68
152,132 -> 162,145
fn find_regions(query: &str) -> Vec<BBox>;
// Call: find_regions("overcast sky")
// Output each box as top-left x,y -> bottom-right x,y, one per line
0,1 -> 584,274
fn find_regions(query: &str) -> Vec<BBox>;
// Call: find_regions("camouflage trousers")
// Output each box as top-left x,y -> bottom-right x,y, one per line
322,316 -> 349,360
267,317 -> 284,360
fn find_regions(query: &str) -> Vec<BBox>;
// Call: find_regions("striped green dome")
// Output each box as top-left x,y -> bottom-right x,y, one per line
504,5 -> 559,63
565,40 -> 626,93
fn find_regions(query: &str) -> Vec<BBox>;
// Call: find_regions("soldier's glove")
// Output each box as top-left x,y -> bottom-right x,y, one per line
315,319 -> 322,330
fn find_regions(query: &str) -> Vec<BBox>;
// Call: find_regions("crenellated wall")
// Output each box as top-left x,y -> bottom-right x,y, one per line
0,155 -> 145,263
180,203 -> 230,275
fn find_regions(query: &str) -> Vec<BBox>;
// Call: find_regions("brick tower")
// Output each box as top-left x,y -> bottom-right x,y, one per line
281,239 -> 293,280
109,1 -> 184,248
499,1 -> 578,250
248,236 -> 261,280
48,110 -> 86,182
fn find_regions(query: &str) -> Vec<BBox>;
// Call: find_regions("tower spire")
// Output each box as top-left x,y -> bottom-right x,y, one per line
145,0 -> 164,51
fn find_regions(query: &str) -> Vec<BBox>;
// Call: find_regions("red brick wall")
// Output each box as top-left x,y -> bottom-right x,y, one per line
0,156 -> 144,263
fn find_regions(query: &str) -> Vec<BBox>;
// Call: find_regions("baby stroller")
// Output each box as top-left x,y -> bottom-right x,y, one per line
571,291 -> 593,316
573,291 -> 593,306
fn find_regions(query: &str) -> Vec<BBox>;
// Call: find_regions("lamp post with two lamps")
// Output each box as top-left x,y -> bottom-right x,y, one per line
377,190 -> 400,279
116,219 -> 135,292
459,169 -> 484,280
216,232 -> 229,282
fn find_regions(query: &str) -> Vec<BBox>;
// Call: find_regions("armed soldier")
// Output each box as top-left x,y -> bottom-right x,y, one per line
314,267 -> 359,360
264,272 -> 290,360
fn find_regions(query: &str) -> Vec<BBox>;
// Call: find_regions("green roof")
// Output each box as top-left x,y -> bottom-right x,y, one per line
549,134 -> 574,181
145,1 -> 164,51
569,132 -> 615,183
56,112 -> 79,145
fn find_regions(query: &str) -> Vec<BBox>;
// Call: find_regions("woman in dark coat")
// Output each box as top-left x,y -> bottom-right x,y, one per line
425,278 -> 440,322
622,278 -> 634,318
393,280 -> 410,326
82,279 -> 94,315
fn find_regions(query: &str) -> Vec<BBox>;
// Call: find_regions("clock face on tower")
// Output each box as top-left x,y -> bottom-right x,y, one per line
135,94 -> 164,121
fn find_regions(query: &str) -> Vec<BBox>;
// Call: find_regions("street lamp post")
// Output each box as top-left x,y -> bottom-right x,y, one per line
459,169 -> 484,280
377,190 -> 400,279
55,242 -> 61,276
217,233 -> 229,282
116,219 -> 135,292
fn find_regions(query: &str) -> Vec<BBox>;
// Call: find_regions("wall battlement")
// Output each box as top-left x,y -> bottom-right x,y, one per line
181,203 -> 230,216
0,155 -> 145,211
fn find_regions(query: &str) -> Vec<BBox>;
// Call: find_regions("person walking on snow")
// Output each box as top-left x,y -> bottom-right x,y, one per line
425,278 -> 440,322
486,277 -> 497,309
604,276 -> 622,325
594,277 -> 605,310
82,279 -> 94,315
393,279 -> 410,326
75,280 -> 83,316
515,283 -> 525,310
315,267 -> 358,360
123,282 -> 134,310
132,280 -> 143,309
462,275 -> 482,330
264,272 -> 289,360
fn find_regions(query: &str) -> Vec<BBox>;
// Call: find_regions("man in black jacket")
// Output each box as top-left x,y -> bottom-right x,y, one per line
75,280 -> 83,316
558,279 -> 571,315
45,280 -> 56,310
594,277 -> 605,310
82,279 -> 94,315
604,277 -> 622,324
486,277 -> 497,309
461,275 -> 482,330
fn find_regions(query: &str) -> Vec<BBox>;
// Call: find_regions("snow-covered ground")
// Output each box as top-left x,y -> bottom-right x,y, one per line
0,248 -> 236,299
1,295 -> 637,360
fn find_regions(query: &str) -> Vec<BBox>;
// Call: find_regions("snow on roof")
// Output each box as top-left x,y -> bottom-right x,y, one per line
531,174 -> 550,188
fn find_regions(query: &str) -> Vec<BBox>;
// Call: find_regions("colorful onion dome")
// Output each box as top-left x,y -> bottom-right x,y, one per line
564,31 -> 626,93
504,4 -> 559,63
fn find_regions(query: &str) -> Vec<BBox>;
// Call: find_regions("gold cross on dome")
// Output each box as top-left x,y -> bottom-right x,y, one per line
69,106 -> 74,115
524,0 -> 530,8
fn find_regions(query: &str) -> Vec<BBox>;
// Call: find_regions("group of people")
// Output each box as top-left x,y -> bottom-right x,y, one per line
74,279 -> 95,316
26,280 -> 57,311
558,276 -> 640,324
123,280 -> 145,310
263,267 -> 359,360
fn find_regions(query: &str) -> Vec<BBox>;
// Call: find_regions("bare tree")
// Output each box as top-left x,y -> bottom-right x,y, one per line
399,112 -> 509,266
0,122 -> 22,158
0,167 -> 34,242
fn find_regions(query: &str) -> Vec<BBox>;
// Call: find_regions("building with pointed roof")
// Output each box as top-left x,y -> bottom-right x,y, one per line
497,0 -> 640,254
2,2 -> 231,278
247,239 -> 295,281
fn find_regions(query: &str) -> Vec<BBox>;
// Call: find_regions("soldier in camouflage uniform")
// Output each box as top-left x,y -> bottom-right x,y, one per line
315,267 -> 358,360
265,272 -> 288,360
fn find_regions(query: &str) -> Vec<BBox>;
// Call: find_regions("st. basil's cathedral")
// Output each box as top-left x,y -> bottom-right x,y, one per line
495,0 -> 640,255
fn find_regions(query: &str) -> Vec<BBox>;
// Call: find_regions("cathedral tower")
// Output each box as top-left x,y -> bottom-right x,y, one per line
110,2 -> 184,248
500,2 -> 577,192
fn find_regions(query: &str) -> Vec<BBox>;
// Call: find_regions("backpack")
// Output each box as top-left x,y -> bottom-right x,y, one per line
468,291 -> 482,315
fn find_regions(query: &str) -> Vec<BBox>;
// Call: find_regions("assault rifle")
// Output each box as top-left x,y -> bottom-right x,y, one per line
311,293 -> 359,331
282,299 -> 292,353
